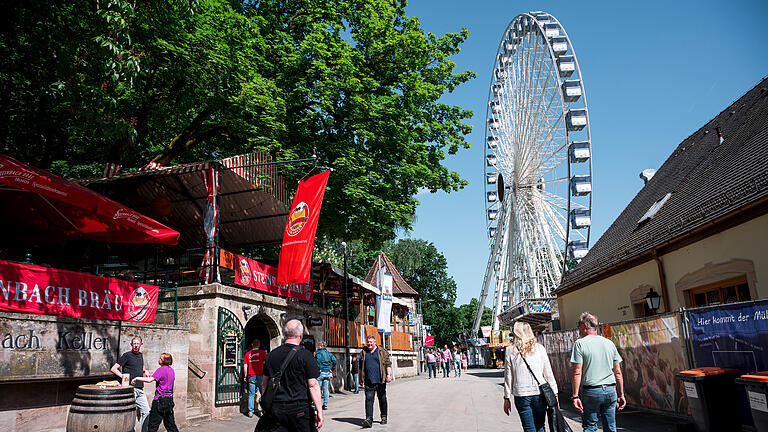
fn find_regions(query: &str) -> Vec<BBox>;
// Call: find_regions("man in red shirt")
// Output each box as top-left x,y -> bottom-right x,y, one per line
243,339 -> 267,417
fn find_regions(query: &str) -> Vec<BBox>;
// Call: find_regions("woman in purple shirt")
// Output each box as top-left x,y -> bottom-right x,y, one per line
132,352 -> 179,432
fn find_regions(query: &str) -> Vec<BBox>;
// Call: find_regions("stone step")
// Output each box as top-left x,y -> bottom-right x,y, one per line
186,412 -> 211,425
186,405 -> 203,416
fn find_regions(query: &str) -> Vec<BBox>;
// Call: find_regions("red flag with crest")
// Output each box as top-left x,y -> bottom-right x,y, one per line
276,170 -> 330,286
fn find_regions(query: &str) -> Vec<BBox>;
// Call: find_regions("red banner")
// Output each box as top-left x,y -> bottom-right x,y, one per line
233,254 -> 312,302
0,260 -> 158,323
276,170 -> 330,286
425,335 -> 435,346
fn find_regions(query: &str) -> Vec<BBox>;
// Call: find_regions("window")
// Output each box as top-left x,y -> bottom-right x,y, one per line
688,276 -> 750,308
638,192 -> 672,224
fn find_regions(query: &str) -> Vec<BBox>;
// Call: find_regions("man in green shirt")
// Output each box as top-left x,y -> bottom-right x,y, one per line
570,312 -> 626,432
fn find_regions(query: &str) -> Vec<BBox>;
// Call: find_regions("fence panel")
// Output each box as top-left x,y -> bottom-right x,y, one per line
541,312 -> 689,415
389,331 -> 413,351
602,313 -> 689,415
324,316 -> 345,347
363,325 -> 382,346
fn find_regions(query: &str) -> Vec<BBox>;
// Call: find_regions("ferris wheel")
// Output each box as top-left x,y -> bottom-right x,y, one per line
474,11 -> 593,333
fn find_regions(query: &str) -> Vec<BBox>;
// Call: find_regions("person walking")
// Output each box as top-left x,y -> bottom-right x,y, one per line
359,335 -> 392,428
111,337 -> 150,431
350,354 -> 359,394
261,319 -> 323,432
461,351 -> 468,371
315,341 -> 337,410
570,312 -> 626,432
244,339 -> 267,417
425,348 -> 437,379
453,347 -> 462,377
131,353 -> 179,432
440,345 -> 452,378
502,322 -> 559,432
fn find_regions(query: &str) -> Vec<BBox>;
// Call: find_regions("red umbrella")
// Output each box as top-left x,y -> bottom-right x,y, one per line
0,154 -> 179,245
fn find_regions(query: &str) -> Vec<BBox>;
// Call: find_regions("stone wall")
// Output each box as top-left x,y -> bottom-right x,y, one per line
0,312 -> 188,432
177,283 -> 326,420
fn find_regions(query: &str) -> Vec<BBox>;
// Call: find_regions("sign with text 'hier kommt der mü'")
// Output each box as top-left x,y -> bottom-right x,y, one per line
689,299 -> 768,373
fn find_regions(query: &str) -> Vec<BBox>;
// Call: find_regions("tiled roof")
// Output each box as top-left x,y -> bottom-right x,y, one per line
559,78 -> 768,291
364,252 -> 419,296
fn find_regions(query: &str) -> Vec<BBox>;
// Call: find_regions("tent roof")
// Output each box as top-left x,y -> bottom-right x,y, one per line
84,152 -> 292,249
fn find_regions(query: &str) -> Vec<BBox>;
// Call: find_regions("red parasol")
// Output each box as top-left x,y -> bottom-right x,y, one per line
0,154 -> 179,245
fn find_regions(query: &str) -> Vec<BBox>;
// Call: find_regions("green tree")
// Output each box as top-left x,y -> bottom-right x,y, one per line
385,238 -> 457,346
457,297 -> 494,336
1,0 -> 475,246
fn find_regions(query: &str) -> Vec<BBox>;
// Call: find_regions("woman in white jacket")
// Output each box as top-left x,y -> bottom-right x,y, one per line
503,322 -> 558,432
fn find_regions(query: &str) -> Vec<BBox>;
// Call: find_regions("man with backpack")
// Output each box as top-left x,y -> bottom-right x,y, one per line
259,319 -> 323,432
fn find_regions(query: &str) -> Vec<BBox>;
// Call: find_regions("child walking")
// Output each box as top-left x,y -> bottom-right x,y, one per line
132,352 -> 179,432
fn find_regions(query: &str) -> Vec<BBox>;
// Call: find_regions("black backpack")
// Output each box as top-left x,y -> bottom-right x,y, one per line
260,346 -> 300,412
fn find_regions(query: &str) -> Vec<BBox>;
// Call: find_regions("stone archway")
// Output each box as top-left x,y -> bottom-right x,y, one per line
244,313 -> 280,352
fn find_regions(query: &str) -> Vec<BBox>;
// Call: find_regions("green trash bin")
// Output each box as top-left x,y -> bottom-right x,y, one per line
677,367 -> 742,432
736,372 -> 768,432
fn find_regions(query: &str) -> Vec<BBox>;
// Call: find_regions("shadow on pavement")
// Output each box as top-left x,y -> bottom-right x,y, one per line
466,370 -> 503,378
332,417 -> 364,426
558,404 -> 692,432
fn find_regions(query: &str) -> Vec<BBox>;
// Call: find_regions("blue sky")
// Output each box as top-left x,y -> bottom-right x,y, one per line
400,0 -> 768,306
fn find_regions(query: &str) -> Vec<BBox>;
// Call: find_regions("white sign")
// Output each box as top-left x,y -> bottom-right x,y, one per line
748,391 -> 768,413
376,271 -> 393,334
684,382 -> 698,399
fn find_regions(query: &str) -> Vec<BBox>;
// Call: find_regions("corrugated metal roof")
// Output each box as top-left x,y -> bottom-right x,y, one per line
83,152 -> 292,248
559,79 -> 768,290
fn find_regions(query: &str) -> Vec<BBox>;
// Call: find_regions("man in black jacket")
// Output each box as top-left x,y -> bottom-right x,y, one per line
261,320 -> 324,432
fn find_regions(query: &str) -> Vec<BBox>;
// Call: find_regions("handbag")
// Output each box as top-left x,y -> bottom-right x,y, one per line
260,346 -> 300,412
520,352 -> 558,408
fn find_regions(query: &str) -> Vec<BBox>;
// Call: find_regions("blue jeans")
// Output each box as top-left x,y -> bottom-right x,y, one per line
352,373 -> 359,392
454,361 -> 461,376
442,362 -> 450,377
318,371 -> 331,407
514,394 -> 547,432
247,376 -> 262,414
581,386 -> 618,432
428,363 -> 437,378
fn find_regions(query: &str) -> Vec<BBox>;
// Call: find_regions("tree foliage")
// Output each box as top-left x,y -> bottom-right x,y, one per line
0,0 -> 474,245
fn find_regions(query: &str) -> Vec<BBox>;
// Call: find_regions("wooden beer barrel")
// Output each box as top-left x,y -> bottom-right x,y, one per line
66,385 -> 136,432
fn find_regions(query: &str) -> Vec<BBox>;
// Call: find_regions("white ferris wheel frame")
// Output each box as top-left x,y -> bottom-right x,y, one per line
474,11 -> 593,335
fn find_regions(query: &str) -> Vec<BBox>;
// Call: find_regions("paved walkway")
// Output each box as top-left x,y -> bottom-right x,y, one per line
185,369 -> 688,432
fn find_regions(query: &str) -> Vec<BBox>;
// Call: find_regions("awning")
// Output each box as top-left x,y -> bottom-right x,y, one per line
84,152 -> 291,249
498,297 -> 558,329
0,154 -> 179,245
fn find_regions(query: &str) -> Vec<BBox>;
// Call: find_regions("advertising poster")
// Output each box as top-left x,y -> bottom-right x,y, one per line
0,260 -> 158,323
232,253 -> 312,302
276,170 -> 330,286
606,315 -> 688,414
689,299 -> 768,373
376,271 -> 393,334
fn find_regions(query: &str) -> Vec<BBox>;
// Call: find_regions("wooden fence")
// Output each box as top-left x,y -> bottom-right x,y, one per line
388,330 -> 412,351
324,317 -> 412,351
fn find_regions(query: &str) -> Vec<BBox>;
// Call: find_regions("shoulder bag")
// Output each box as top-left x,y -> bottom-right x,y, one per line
260,346 -> 300,412
520,350 -> 558,408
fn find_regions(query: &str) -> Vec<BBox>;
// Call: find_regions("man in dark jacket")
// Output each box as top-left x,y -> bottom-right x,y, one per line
358,335 -> 392,428
261,320 -> 323,432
